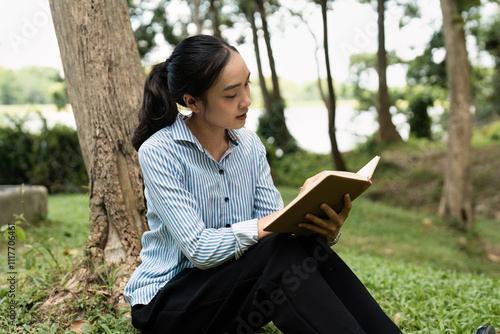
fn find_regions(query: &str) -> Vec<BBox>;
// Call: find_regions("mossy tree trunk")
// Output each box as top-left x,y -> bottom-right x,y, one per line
438,0 -> 474,230
46,0 -> 147,308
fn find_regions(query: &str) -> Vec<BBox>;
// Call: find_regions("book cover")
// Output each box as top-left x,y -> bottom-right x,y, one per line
264,156 -> 380,235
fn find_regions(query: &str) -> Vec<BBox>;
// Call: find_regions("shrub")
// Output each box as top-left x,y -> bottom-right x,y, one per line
0,117 -> 35,184
270,149 -> 334,187
0,112 -> 88,192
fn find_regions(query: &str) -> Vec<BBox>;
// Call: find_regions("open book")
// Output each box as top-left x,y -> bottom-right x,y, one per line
263,156 -> 380,235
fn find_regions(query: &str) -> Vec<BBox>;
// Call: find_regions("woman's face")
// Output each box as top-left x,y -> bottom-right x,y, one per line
196,51 -> 252,131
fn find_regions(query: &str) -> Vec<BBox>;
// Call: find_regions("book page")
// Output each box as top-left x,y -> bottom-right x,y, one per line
356,156 -> 380,180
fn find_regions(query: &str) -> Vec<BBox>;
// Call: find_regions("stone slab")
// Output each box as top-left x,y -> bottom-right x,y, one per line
0,185 -> 48,226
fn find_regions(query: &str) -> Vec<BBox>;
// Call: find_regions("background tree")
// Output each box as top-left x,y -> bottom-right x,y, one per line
283,1 -> 346,170
255,0 -> 297,154
357,0 -> 402,142
128,0 -> 181,59
403,30 -> 447,139
0,67 -> 67,105
46,0 -> 148,308
374,0 -> 402,142
315,0 -> 346,170
438,0 -> 475,229
240,0 -> 272,115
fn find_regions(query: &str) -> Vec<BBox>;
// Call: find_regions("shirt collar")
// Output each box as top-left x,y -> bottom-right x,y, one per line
171,114 -> 240,151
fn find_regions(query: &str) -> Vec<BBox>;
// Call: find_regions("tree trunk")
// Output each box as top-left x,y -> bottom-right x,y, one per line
376,0 -> 402,143
255,0 -> 296,152
438,0 -> 474,230
319,0 -> 346,171
46,0 -> 147,309
255,0 -> 280,104
191,0 -> 203,34
247,5 -> 271,114
209,0 -> 222,39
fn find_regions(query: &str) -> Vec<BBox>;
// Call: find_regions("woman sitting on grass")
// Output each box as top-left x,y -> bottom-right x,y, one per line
124,34 -> 405,334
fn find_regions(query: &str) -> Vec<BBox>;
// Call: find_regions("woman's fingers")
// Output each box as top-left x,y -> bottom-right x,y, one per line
298,194 -> 352,239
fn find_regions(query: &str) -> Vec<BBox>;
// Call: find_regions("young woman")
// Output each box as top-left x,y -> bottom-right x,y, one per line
124,34 -> 403,334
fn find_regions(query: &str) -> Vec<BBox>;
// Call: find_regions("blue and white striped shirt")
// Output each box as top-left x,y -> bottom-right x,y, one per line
124,114 -> 284,306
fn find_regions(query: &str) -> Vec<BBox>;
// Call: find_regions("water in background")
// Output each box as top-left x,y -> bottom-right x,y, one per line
246,105 -> 409,153
14,104 -> 409,154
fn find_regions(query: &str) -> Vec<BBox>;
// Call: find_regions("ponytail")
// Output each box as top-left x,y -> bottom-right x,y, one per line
131,62 -> 178,151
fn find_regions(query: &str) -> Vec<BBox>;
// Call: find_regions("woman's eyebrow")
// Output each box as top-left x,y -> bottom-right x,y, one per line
223,72 -> 251,91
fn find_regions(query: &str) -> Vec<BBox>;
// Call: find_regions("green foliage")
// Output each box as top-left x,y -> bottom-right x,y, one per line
347,51 -> 403,112
475,15 -> 500,122
49,82 -> 69,111
1,214 -> 27,243
128,0 -> 179,58
265,148 -> 333,187
0,112 -> 88,193
407,92 -> 433,139
0,67 -> 69,106
406,30 -> 447,88
0,116 -> 34,183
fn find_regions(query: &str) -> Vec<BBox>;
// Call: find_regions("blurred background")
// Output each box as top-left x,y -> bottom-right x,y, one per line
1,0 -> 499,216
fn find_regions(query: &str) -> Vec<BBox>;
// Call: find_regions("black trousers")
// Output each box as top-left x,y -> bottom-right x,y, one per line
131,234 -> 402,334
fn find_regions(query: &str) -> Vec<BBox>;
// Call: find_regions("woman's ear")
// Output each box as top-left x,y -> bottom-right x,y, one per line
183,94 -> 202,114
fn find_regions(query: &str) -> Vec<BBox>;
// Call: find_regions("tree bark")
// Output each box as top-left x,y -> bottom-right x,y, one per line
319,0 -> 346,171
47,0 -> 147,309
438,0 -> 474,229
376,0 -> 402,143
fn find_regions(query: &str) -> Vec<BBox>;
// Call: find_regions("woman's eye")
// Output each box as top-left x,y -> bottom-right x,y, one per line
226,94 -> 237,98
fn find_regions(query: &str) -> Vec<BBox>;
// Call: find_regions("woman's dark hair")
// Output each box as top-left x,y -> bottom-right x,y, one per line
131,35 -> 238,150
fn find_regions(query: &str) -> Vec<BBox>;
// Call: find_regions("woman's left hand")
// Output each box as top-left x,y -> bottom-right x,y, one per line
298,193 -> 352,243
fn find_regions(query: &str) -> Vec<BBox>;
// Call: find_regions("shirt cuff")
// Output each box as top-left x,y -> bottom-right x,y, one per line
231,219 -> 259,259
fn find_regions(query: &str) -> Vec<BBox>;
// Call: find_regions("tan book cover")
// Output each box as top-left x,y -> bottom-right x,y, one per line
264,156 -> 380,235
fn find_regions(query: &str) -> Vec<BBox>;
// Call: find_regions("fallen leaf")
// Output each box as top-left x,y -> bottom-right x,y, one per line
393,313 -> 402,326
70,320 -> 85,333
487,253 -> 500,263
422,218 -> 432,226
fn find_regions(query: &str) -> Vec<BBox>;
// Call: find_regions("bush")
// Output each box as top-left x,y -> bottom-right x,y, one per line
0,118 -> 34,184
270,149 -> 334,187
0,112 -> 88,192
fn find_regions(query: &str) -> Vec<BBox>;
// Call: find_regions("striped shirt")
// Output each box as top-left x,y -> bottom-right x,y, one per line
124,114 -> 284,307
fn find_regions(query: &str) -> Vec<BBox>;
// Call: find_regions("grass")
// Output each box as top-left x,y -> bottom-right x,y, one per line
1,192 -> 499,333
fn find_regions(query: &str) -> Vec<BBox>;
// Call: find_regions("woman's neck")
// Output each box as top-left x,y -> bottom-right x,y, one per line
184,116 -> 228,162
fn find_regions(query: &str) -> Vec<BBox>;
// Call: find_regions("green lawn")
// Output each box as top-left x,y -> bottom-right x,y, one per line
1,192 -> 499,333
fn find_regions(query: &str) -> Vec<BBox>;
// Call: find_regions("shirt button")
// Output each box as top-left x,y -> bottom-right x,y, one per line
224,197 -> 229,202
219,169 -> 224,175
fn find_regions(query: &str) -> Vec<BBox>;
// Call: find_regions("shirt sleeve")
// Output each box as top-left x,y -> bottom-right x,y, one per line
139,144 -> 257,270
252,137 -> 285,218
